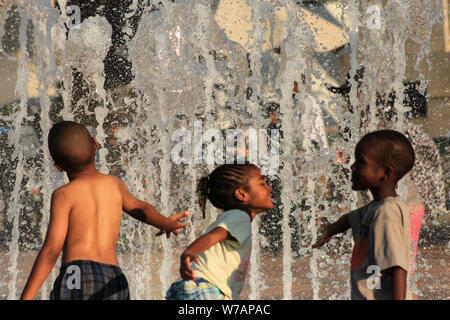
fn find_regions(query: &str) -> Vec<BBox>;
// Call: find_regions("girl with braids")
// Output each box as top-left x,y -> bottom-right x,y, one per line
166,163 -> 274,300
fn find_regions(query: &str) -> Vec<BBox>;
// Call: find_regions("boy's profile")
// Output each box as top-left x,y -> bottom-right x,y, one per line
313,129 -> 415,300
20,121 -> 188,300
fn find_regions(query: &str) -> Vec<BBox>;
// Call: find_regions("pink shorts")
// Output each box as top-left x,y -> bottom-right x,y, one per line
409,203 -> 425,277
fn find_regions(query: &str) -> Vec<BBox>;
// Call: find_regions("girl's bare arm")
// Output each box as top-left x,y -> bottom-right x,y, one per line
180,227 -> 229,281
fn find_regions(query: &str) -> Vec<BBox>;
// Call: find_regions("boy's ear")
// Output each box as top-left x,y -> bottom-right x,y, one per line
380,166 -> 394,182
92,137 -> 99,149
234,188 -> 248,203
53,163 -> 63,172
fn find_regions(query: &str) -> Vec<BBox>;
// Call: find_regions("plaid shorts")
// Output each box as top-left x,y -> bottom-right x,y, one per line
50,260 -> 130,300
165,278 -> 225,300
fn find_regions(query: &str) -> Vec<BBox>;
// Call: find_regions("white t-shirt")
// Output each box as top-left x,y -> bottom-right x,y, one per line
192,209 -> 252,300
348,196 -> 412,300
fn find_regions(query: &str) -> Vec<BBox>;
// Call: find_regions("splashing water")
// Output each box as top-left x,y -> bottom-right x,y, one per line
0,0 -> 448,299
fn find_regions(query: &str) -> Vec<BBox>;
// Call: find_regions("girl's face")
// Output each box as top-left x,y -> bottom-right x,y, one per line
239,167 -> 274,217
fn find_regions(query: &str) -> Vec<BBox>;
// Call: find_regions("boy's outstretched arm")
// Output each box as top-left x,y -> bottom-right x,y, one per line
180,227 -> 229,281
312,213 -> 350,248
20,189 -> 70,300
118,179 -> 188,237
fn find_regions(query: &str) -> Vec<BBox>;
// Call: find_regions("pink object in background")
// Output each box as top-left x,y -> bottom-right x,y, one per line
409,203 -> 425,278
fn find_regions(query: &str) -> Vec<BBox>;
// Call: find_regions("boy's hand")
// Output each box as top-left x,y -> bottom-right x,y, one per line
180,253 -> 199,281
312,223 -> 331,249
156,211 -> 189,238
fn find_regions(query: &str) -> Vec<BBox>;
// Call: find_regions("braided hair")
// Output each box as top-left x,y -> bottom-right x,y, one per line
196,163 -> 259,218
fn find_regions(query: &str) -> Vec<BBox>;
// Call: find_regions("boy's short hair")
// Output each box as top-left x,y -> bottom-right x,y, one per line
357,129 -> 415,181
48,121 -> 95,172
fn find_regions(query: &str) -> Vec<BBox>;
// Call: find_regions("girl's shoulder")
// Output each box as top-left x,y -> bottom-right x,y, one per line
207,209 -> 251,232
210,209 -> 252,245
220,209 -> 250,221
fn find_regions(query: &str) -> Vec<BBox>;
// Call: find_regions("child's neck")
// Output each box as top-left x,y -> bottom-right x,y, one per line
370,185 -> 398,202
66,164 -> 99,181
234,206 -> 257,221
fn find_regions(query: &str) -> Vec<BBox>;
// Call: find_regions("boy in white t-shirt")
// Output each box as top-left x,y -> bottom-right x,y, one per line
166,163 -> 273,300
313,129 -> 415,300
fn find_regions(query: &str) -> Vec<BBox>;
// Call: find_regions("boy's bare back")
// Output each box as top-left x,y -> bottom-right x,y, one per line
21,121 -> 188,300
53,172 -> 125,266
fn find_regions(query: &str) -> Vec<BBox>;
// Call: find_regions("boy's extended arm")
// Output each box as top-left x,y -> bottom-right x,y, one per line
118,179 -> 188,237
312,213 -> 350,248
20,190 -> 70,300
180,227 -> 229,281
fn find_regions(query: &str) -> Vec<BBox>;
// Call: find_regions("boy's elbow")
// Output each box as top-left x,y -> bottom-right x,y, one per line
126,205 -> 150,223
40,244 -> 62,262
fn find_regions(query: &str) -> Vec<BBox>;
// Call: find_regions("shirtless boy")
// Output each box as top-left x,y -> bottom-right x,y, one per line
20,121 -> 188,300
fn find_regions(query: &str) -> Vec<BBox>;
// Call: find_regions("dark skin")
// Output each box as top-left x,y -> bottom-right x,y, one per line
312,140 -> 407,300
21,137 -> 188,300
